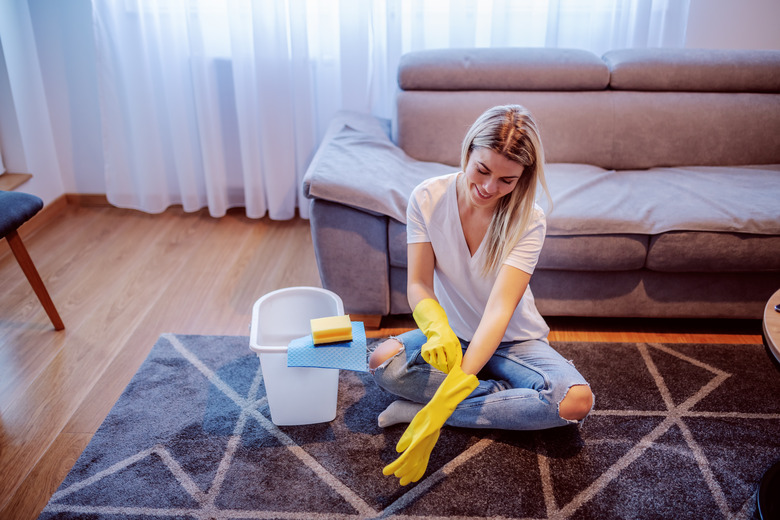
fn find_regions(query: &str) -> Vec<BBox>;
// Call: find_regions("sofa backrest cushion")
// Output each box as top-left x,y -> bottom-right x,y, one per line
398,47 -> 609,91
610,91 -> 780,169
603,49 -> 780,93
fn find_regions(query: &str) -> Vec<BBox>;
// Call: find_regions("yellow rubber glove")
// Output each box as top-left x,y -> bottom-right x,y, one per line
382,364 -> 479,485
413,298 -> 462,374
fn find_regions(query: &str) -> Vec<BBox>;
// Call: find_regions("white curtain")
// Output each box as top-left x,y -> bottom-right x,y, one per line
92,0 -> 690,220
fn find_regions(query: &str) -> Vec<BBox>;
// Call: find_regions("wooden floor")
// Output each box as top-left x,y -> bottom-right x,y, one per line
0,203 -> 763,519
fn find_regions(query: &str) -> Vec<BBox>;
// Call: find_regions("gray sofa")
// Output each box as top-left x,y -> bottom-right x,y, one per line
303,48 -> 780,324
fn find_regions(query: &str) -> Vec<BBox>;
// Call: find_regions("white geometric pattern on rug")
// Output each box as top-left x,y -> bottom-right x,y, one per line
42,334 -> 779,519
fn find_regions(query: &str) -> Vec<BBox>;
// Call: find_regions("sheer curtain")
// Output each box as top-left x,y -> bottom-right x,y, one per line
92,0 -> 690,219
0,0 -> 64,200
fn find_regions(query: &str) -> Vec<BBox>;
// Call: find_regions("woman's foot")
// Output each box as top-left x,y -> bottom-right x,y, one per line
378,400 -> 424,428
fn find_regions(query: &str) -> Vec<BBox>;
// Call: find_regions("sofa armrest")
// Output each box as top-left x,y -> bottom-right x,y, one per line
309,199 -> 391,316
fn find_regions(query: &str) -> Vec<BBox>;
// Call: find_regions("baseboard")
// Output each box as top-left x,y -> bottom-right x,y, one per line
15,193 -> 110,241
17,194 -> 69,240
66,193 -> 111,206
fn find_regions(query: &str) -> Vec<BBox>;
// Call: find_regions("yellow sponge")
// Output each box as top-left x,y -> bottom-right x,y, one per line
310,315 -> 353,345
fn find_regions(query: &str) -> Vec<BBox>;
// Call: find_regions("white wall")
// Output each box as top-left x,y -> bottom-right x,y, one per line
1,1 -> 779,203
686,0 -> 780,50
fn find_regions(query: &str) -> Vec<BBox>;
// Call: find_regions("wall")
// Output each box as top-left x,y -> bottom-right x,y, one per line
686,0 -> 780,50
1,1 -> 779,203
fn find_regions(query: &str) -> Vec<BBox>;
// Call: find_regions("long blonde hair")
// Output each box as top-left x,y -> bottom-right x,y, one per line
460,105 -> 551,276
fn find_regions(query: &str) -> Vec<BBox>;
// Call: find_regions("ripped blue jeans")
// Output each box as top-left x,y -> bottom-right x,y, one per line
371,329 -> 591,430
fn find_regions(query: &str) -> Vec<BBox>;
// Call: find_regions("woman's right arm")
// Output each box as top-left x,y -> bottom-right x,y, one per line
406,241 -> 437,310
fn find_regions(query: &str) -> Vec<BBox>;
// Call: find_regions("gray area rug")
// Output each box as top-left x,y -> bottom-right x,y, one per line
40,333 -> 780,519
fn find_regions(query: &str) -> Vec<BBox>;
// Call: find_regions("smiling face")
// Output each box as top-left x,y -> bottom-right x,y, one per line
461,147 -> 524,211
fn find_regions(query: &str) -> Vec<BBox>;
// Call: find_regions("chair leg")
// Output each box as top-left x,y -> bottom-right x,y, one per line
5,230 -> 65,330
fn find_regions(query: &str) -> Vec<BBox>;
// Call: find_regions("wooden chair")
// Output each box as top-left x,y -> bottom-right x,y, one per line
1,191 -> 64,330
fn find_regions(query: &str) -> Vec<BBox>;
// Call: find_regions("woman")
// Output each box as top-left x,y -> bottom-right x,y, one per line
369,105 -> 594,486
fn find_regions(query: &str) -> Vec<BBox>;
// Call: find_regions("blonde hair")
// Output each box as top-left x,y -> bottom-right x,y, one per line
460,105 -> 552,276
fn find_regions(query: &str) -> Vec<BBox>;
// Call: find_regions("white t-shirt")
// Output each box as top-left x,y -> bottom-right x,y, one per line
406,172 -> 550,342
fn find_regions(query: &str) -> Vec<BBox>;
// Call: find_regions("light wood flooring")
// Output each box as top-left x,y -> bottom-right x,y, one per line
0,202 -> 763,519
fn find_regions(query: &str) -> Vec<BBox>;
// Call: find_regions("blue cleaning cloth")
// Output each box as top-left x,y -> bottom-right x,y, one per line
287,322 -> 367,372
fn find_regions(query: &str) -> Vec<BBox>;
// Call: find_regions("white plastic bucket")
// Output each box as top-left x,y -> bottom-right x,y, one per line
249,286 -> 343,426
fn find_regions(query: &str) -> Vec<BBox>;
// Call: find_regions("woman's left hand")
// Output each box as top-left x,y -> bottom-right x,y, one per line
383,365 -> 478,485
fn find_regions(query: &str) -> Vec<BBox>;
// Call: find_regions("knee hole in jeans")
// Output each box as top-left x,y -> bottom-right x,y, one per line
559,384 -> 594,421
368,338 -> 404,371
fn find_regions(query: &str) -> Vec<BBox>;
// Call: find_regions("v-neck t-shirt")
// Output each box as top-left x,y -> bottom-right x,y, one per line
406,172 -> 550,342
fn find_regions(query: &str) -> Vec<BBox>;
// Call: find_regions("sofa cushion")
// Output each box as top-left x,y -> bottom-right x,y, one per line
538,234 -> 648,271
647,231 -> 780,272
399,48 -> 609,91
303,121 -> 453,223
545,163 -> 780,236
603,49 -> 780,93
392,223 -> 649,272
531,269 -> 780,319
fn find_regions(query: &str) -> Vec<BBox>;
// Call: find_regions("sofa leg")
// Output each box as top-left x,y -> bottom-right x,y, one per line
352,314 -> 382,330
